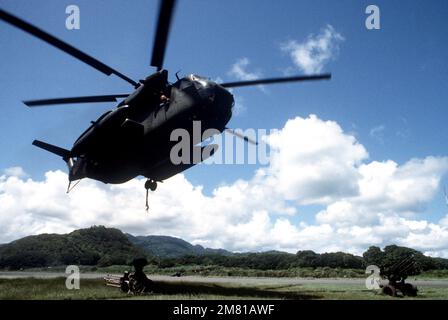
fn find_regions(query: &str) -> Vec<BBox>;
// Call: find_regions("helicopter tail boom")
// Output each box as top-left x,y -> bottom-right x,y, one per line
32,140 -> 85,182
32,140 -> 71,159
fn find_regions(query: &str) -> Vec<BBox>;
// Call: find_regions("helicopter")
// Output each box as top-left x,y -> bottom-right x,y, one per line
0,0 -> 331,210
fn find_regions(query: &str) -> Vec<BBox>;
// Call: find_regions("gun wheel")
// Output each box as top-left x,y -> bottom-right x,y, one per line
402,283 -> 418,297
382,284 -> 397,297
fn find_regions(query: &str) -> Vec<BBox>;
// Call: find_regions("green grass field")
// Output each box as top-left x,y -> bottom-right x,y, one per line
1,277 -> 448,300
19,265 -> 448,279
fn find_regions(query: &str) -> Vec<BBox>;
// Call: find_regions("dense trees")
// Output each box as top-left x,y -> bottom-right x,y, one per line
156,250 -> 364,270
363,245 -> 439,277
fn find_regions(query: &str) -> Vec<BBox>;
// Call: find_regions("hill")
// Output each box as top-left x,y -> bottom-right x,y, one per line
0,226 -> 145,269
127,234 -> 231,258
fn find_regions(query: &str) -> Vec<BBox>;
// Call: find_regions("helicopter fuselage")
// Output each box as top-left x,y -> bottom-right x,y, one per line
67,74 -> 233,184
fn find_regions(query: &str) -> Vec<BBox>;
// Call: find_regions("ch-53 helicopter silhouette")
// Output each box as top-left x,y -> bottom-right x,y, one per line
0,0 -> 331,210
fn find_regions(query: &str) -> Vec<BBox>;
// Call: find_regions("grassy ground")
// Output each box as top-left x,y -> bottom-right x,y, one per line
98,265 -> 367,278
287,283 -> 448,300
22,265 -> 448,279
1,277 -> 448,300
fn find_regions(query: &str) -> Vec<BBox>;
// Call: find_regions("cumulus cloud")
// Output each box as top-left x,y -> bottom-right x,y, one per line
317,157 -> 448,226
228,58 -> 265,92
282,25 -> 344,74
229,57 -> 261,81
265,115 -> 368,204
1,115 -> 448,257
3,167 -> 28,178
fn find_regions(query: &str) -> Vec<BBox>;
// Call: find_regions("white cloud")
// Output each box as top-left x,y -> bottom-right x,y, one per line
282,25 -> 344,74
228,58 -> 265,92
316,157 -> 448,228
1,115 -> 448,257
265,115 -> 368,204
3,167 -> 28,178
228,57 -> 261,81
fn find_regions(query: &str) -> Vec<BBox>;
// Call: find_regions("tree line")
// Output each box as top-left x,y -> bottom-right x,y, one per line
153,246 -> 448,272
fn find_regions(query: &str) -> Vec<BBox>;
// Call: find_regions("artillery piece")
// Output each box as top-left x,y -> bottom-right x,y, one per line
379,254 -> 419,297
104,258 -> 153,294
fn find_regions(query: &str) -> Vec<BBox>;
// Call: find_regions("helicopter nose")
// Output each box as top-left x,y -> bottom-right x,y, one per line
197,82 -> 233,112
212,85 -> 233,124
195,81 -> 233,125
213,85 -> 234,112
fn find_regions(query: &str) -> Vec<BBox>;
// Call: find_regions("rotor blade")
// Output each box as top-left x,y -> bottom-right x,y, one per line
220,74 -> 332,88
23,94 -> 129,107
225,128 -> 258,145
0,9 -> 138,87
150,0 -> 177,70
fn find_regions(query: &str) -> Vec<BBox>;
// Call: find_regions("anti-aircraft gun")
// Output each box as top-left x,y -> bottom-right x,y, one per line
104,258 -> 153,294
379,253 -> 419,297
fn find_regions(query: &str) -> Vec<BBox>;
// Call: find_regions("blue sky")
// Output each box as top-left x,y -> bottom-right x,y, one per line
1,0 -> 448,254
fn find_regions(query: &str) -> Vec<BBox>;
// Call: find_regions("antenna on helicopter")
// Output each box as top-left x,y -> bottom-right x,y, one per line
66,179 -> 82,193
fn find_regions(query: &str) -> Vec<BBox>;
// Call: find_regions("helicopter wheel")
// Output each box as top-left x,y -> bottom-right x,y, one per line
145,179 -> 157,191
144,180 -> 157,211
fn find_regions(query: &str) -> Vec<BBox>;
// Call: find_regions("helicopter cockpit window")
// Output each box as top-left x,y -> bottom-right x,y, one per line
173,75 -> 210,90
190,74 -> 208,87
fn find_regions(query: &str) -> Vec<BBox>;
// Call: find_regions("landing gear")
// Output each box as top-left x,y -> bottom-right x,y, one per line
145,179 -> 157,191
144,179 -> 157,211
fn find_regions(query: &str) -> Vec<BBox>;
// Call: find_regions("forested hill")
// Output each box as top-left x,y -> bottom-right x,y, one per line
0,226 -> 231,269
0,226 -> 145,269
127,234 -> 231,258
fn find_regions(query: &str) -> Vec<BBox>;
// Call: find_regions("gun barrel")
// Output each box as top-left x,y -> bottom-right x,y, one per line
104,274 -> 123,286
